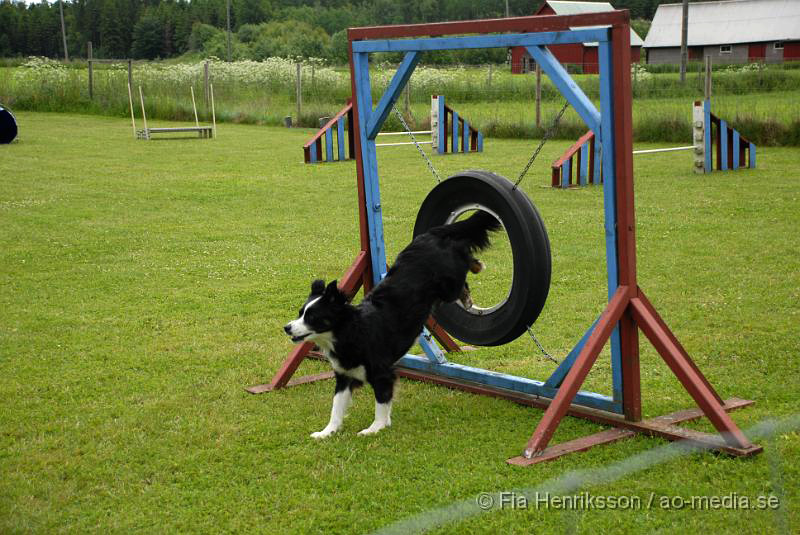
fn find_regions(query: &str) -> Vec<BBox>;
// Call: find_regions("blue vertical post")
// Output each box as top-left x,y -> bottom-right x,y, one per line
337,117 -> 346,160
437,96 -> 445,154
309,142 -> 317,163
452,111 -> 459,153
732,130 -> 740,169
352,51 -> 388,282
562,159 -> 571,188
703,99 -> 712,173
593,137 -> 602,183
720,120 -> 728,171
579,142 -> 589,185
749,143 -> 756,168
325,127 -> 334,162
598,38 -> 623,404
477,131 -> 483,152
463,119 -> 469,152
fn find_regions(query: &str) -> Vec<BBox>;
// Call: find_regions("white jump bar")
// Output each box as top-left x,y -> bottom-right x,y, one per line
376,141 -> 434,147
633,145 -> 695,155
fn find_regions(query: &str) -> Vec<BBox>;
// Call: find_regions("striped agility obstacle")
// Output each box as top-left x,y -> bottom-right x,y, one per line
551,98 -> 756,188
303,95 -> 482,163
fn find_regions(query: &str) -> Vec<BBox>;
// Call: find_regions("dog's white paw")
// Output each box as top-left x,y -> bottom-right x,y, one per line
310,427 -> 338,439
357,422 -> 390,436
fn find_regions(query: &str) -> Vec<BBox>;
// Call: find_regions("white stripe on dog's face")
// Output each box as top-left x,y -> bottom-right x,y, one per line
284,296 -> 322,342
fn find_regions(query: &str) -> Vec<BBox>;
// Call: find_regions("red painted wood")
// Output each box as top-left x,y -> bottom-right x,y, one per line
611,21 -> 637,291
630,293 -> 752,449
522,286 -> 630,457
748,43 -> 766,61
784,42 -> 800,60
553,130 -> 594,167
508,398 -> 759,465
348,12 -> 629,41
303,102 -> 353,151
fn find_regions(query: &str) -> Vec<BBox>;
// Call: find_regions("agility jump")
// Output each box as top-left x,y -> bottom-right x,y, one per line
552,98 -> 757,188
303,95 -> 483,163
252,11 -> 762,465
128,84 -> 216,140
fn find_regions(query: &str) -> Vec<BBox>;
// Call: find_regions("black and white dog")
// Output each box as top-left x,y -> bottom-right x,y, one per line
284,210 -> 500,438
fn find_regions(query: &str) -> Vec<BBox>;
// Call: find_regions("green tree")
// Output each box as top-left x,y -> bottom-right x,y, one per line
131,15 -> 164,59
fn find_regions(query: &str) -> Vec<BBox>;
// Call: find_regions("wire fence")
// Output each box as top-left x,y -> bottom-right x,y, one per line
1,57 -> 799,145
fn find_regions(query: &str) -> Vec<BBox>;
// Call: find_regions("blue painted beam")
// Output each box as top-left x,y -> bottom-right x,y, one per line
366,52 -> 421,140
309,142 -> 317,163
452,111 -> 459,153
545,319 -> 598,388
337,117 -> 346,160
749,142 -> 756,168
720,119 -> 728,171
353,51 -> 389,282
580,142 -> 589,185
437,95 -> 445,154
398,354 -> 621,413
477,131 -> 483,152
598,40 -> 623,404
562,158 -> 570,188
352,28 -> 610,53
703,99 -> 712,172
418,328 -> 447,365
593,136 -> 602,183
526,44 -> 601,134
463,119 -> 469,152
732,130 -> 740,170
325,127 -> 334,161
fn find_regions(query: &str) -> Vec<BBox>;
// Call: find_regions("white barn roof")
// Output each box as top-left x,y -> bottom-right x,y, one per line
542,1 -> 645,46
644,0 -> 800,48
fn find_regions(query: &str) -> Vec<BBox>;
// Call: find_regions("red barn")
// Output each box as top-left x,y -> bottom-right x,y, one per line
511,1 -> 643,74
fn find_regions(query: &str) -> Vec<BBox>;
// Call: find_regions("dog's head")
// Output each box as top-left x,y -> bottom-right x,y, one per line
283,279 -> 346,344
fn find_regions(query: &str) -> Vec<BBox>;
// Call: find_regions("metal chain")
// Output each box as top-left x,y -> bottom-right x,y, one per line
392,106 -> 442,183
513,101 -> 571,190
525,325 -> 560,365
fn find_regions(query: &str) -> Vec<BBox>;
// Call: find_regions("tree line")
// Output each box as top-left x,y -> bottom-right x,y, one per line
0,0 -> 685,63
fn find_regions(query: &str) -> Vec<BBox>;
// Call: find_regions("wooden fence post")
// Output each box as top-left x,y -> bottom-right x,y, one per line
87,41 -> 93,99
296,62 -> 302,127
204,61 -> 210,109
535,63 -> 542,128
128,59 -> 133,92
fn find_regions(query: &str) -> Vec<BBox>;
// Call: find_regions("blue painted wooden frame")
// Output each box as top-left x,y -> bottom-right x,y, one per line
337,117 -> 346,161
703,99 -> 712,173
579,143 -> 589,185
351,28 -> 623,413
720,120 -> 728,171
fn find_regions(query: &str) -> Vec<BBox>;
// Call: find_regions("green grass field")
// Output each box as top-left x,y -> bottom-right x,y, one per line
1,113 -> 798,533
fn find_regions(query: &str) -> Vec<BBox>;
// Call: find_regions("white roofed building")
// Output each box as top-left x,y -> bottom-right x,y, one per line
643,0 -> 800,64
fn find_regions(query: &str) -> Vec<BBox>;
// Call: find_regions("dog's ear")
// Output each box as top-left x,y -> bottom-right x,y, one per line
323,280 -> 346,305
311,279 -> 326,295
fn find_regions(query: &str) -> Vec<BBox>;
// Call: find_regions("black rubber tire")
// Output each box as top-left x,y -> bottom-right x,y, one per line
0,105 -> 18,144
414,170 -> 551,346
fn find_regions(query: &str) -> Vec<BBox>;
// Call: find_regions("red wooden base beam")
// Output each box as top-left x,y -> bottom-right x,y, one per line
508,398 -> 760,466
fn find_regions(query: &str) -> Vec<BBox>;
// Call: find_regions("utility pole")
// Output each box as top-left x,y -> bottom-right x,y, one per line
59,0 -> 69,61
226,0 -> 232,62
505,0 -> 509,17
680,0 -> 689,82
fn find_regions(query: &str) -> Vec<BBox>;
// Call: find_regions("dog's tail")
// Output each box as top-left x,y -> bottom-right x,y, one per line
431,210 -> 501,252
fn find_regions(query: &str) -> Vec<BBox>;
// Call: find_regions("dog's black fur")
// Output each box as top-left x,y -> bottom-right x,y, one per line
284,210 -> 500,436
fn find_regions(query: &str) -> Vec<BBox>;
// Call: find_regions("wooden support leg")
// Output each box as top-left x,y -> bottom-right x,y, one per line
630,290 -> 752,449
522,286 -> 629,458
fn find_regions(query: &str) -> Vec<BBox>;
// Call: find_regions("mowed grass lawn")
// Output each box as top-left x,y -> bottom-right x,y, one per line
1,112 -> 798,533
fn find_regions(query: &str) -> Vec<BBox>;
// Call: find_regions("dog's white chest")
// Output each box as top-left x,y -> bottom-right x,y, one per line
326,354 -> 366,383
